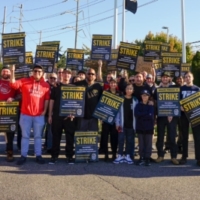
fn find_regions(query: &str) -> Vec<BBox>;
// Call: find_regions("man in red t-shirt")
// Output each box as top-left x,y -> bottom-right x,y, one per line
10,64 -> 50,165
0,67 -> 18,162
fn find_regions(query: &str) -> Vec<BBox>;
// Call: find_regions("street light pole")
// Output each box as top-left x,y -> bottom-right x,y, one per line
181,0 -> 186,63
113,0 -> 118,48
75,0 -> 79,49
162,26 -> 169,43
122,0 -> 125,42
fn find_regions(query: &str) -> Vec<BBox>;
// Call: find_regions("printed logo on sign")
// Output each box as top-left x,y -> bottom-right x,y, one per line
108,116 -> 113,123
91,153 -> 97,161
105,54 -> 110,60
77,109 -> 82,116
174,109 -> 179,116
130,64 -> 135,70
10,124 -> 16,131
78,65 -> 82,70
19,56 -> 24,63
48,66 -> 53,73
175,71 -> 180,77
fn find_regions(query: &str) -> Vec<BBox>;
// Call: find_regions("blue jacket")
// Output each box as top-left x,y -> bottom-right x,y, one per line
135,102 -> 154,132
115,96 -> 138,130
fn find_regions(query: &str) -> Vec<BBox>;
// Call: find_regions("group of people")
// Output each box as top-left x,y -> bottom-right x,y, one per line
0,60 -> 200,167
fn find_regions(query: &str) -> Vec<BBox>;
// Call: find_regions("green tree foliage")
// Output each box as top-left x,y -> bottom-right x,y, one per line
134,31 -> 194,62
57,46 -> 67,69
191,51 -> 200,86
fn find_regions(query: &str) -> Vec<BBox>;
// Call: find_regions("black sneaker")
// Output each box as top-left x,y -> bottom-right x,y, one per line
145,159 -> 151,166
135,157 -> 145,166
36,156 -> 45,164
17,156 -> 26,165
67,157 -> 74,164
49,157 -> 57,165
179,157 -> 187,165
104,154 -> 109,162
196,160 -> 200,167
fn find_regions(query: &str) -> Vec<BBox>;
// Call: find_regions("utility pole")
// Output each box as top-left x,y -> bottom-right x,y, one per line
39,31 -> 42,45
0,6 -> 6,63
122,0 -> 125,42
19,4 -> 23,32
74,0 -> 79,49
113,0 -> 118,48
181,0 -> 186,63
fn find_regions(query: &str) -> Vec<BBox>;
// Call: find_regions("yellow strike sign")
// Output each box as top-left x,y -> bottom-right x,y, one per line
76,137 -> 97,145
68,53 -> 83,59
93,40 -> 111,46
3,39 -> 24,48
100,96 -> 120,109
163,57 -> 181,64
158,93 -> 179,100
36,51 -> 55,58
0,107 -> 17,115
62,92 -> 83,100
145,45 -> 160,51
119,47 -> 138,57
182,97 -> 200,112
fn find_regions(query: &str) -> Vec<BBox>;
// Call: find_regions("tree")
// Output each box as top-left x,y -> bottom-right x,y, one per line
57,46 -> 67,69
134,31 -> 194,62
191,51 -> 200,86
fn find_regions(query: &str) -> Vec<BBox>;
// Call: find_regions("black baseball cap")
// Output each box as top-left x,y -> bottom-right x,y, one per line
33,64 -> 43,70
78,70 -> 86,75
141,90 -> 150,96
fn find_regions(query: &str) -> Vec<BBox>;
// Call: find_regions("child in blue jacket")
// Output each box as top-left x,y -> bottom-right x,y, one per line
135,90 -> 154,166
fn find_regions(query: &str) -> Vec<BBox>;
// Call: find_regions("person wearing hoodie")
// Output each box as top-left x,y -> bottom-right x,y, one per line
135,90 -> 154,166
0,66 -> 18,162
10,64 -> 50,165
113,83 -> 138,164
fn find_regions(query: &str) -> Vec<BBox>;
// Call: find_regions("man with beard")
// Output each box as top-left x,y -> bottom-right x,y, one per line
75,68 -> 103,131
0,66 -> 18,162
10,64 -> 50,165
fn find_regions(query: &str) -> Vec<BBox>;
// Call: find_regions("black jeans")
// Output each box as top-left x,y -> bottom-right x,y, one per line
101,122 -> 118,154
192,124 -> 200,160
156,117 -> 178,158
6,132 -> 15,152
138,133 -> 153,159
180,114 -> 190,158
51,116 -> 76,158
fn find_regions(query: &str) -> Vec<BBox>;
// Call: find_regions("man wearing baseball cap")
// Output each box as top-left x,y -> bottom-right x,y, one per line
153,71 -> 179,165
48,68 -> 77,164
10,64 -> 50,165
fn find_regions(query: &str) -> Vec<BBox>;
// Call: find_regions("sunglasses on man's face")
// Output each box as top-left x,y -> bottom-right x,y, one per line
87,73 -> 95,76
129,79 -> 134,82
50,77 -> 56,80
58,71 -> 63,74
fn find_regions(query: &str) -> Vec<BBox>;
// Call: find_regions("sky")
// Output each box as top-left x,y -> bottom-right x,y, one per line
0,0 -> 200,55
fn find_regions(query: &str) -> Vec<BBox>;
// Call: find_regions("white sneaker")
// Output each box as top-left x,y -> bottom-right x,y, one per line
125,154 -> 134,164
113,155 -> 124,164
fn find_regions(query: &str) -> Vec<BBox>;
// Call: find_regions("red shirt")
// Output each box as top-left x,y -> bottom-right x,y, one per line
10,76 -> 50,116
0,79 -> 17,100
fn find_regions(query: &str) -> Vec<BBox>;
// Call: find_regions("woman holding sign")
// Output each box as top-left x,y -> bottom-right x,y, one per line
179,72 -> 200,166
101,78 -> 121,161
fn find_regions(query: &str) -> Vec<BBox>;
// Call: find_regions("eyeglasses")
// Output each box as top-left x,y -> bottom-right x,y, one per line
50,77 -> 56,80
87,73 -> 95,76
33,70 -> 42,74
58,72 -> 63,74
129,79 -> 134,82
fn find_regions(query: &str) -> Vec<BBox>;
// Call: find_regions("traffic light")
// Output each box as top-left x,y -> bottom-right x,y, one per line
125,0 -> 138,14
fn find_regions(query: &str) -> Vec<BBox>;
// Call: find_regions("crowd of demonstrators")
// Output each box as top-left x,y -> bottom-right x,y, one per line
0,62 -> 200,168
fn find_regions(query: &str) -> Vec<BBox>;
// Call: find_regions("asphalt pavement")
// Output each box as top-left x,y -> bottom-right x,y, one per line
0,133 -> 199,200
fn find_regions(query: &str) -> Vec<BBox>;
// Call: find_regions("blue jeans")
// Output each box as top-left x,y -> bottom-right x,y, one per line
118,128 -> 135,156
19,114 -> 45,157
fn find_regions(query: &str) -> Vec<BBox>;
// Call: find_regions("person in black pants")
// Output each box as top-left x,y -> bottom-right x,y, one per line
101,78 -> 120,161
48,68 -> 76,164
179,71 -> 200,166
153,72 -> 179,165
